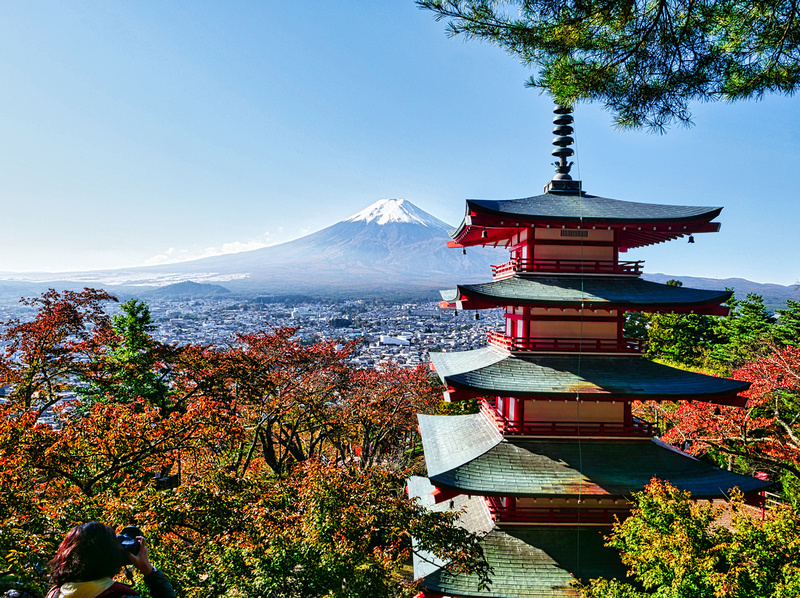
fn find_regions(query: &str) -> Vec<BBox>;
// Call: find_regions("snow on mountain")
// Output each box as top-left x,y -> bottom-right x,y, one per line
345,199 -> 451,229
1,199 -> 501,295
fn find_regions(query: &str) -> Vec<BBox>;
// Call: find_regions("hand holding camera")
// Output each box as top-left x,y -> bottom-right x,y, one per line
116,526 -> 154,577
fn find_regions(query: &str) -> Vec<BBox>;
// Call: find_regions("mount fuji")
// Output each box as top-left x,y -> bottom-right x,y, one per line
2,199 -> 504,297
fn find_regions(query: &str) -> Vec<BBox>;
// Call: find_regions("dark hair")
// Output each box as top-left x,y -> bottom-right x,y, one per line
49,522 -> 127,586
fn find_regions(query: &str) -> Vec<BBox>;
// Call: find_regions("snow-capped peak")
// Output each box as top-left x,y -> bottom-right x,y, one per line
345,198 -> 449,228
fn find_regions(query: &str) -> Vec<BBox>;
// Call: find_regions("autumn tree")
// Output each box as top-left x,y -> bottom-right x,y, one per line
333,364 -> 441,469
220,328 -> 352,477
579,479 -> 800,598
0,288 -> 115,415
662,345 -> 800,486
0,292 -> 486,598
418,0 -> 800,129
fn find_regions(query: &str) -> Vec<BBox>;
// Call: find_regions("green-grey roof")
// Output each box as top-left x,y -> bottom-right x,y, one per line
407,475 -> 495,580
420,413 -> 504,477
418,414 -> 770,499
421,527 -> 629,598
440,275 -> 731,310
430,347 -> 749,400
467,194 -> 721,223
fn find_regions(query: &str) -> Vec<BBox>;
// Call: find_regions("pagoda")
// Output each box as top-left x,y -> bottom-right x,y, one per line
409,106 -> 770,597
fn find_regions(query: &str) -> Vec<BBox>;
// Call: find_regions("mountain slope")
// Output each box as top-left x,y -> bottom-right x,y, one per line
4,199 -> 504,294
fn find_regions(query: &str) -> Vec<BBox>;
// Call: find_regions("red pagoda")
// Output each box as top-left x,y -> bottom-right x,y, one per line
409,106 -> 770,597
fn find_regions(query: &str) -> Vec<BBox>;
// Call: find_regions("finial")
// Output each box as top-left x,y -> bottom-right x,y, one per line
544,105 -> 582,194
551,105 -> 574,180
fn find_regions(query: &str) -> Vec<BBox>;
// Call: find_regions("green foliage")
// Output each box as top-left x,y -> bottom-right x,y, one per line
624,311 -> 649,341
626,280 -> 721,370
579,480 -> 800,598
631,290 -> 795,372
646,313 -> 719,367
779,469 -> 800,511
418,0 -> 800,130
712,292 -> 776,368
774,299 -> 800,347
436,398 -> 479,415
81,298 -> 173,412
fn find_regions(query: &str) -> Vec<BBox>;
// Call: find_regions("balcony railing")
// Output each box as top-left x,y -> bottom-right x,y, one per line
485,497 -> 627,524
480,399 -> 657,437
487,330 -> 645,354
491,257 -> 643,278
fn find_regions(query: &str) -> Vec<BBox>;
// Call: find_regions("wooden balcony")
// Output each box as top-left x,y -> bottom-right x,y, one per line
485,497 -> 628,524
480,399 -> 657,437
491,257 -> 643,279
487,330 -> 645,354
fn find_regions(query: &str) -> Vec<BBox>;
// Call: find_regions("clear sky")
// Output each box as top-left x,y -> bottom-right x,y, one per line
1,1 -> 798,285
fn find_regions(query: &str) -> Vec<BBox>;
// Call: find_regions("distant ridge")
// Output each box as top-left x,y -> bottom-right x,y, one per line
642,273 -> 798,310
146,281 -> 231,298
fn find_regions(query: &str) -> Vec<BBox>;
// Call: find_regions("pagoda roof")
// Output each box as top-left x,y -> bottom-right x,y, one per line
450,192 -> 722,249
419,413 -> 771,499
440,275 -> 731,314
429,347 -> 749,403
408,475 -> 495,580
421,527 -> 628,598
408,474 -> 629,597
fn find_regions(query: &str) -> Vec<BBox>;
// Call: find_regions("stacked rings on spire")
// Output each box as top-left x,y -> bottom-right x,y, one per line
551,105 -> 575,180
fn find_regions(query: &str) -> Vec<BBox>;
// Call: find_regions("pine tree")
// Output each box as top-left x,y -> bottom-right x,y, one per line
419,1 -> 800,129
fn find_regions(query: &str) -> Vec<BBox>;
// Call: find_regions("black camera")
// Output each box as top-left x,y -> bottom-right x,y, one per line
116,526 -> 143,556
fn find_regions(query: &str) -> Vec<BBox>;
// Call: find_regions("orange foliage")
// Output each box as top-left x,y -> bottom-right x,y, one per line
662,346 -> 800,476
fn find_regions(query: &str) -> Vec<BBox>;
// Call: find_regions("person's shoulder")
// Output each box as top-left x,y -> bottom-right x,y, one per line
97,582 -> 139,597
47,582 -> 139,598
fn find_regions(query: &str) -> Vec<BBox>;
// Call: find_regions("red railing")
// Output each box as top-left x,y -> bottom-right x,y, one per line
487,330 -> 644,354
491,257 -> 643,278
485,497 -> 627,524
480,399 -> 657,437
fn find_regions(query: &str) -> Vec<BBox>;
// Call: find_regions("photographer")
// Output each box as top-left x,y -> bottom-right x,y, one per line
46,522 -> 175,598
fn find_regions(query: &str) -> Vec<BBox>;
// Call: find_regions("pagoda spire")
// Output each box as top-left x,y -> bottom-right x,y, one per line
544,104 -> 582,194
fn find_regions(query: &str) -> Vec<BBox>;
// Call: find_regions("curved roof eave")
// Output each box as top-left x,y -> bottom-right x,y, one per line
429,348 -> 750,401
448,193 -> 722,248
439,276 -> 732,313
466,194 -> 723,224
426,438 -> 771,499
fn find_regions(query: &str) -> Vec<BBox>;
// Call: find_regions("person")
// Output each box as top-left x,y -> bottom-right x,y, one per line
46,522 -> 175,598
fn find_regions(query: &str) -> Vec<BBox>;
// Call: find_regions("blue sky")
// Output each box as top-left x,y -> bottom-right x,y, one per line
1,1 -> 798,285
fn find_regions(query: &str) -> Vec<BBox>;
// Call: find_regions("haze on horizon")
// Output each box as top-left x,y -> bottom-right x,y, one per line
1,2 -> 798,286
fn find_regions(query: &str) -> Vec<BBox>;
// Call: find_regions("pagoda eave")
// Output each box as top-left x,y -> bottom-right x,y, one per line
443,379 -> 748,407
439,277 -> 732,314
430,348 -> 751,403
419,414 -> 771,500
440,300 -> 732,316
449,195 -> 723,248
